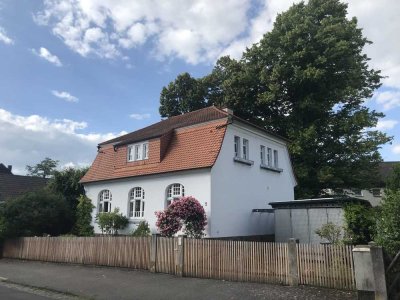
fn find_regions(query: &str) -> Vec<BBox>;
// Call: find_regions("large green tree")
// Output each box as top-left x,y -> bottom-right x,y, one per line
26,157 -> 59,178
159,0 -> 390,198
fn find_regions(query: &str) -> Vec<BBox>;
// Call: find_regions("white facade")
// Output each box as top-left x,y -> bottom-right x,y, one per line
84,120 -> 296,237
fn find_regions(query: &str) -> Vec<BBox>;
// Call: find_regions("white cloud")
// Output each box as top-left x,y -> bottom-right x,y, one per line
375,119 -> 398,131
393,144 -> 400,155
129,113 -> 151,120
52,90 -> 79,103
0,108 -> 126,175
0,26 -> 14,45
374,90 -> 400,111
32,47 -> 62,66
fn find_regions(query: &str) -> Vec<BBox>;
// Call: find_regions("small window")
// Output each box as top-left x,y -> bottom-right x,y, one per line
273,150 -> 278,168
243,139 -> 249,160
267,148 -> 272,166
128,142 -> 149,162
129,187 -> 145,218
260,145 -> 265,165
99,190 -> 112,213
234,136 -> 240,158
351,188 -> 363,196
372,188 -> 382,197
166,183 -> 185,208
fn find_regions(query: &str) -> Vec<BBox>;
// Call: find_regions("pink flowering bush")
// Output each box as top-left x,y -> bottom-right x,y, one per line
155,196 -> 207,238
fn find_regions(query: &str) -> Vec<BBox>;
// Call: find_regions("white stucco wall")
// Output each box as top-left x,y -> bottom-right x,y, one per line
210,122 -> 296,238
84,169 -> 211,235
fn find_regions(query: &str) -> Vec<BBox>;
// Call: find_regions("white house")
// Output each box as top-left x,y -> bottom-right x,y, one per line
81,106 -> 297,237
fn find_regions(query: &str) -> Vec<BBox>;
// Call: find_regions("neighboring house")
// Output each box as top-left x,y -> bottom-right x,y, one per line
81,107 -> 297,237
324,161 -> 399,206
270,197 -> 371,243
0,163 -> 48,202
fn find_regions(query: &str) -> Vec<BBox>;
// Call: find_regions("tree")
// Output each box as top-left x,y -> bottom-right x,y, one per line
26,157 -> 59,178
158,0 -> 390,198
343,203 -> 376,244
315,222 -> 342,244
386,163 -> 400,191
1,189 -> 72,237
47,167 -> 89,213
155,196 -> 207,238
74,195 -> 95,236
95,208 -> 129,235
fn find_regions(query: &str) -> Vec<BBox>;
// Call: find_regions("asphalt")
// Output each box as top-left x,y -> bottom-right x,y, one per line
0,284 -> 49,300
0,259 -> 357,300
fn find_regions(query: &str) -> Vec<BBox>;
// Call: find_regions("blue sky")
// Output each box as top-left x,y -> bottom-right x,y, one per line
0,0 -> 399,174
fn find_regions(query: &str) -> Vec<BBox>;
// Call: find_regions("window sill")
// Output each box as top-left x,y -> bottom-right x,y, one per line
233,157 -> 254,166
260,164 -> 283,173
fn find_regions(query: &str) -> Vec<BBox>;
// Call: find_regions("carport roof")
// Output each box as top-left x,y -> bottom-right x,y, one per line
269,197 -> 371,209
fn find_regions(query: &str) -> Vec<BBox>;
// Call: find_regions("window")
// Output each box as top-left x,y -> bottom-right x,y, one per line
128,142 -> 149,162
242,139 -> 249,160
129,187 -> 145,218
267,148 -> 272,166
234,136 -> 240,158
372,188 -> 382,197
273,150 -> 279,168
166,183 -> 185,208
351,188 -> 363,196
99,190 -> 112,213
260,145 -> 266,165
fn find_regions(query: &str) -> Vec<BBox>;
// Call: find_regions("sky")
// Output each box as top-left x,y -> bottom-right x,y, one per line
0,0 -> 399,175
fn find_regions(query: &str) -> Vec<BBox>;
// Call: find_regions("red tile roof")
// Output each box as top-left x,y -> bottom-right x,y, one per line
81,107 -> 228,183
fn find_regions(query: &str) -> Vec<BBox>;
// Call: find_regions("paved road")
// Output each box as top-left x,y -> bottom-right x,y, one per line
0,284 -> 54,300
0,259 -> 356,300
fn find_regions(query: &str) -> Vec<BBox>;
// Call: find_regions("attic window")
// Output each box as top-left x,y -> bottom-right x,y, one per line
128,142 -> 149,162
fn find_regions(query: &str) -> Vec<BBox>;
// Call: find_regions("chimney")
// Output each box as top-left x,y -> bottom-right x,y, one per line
7,165 -> 12,172
223,107 -> 233,115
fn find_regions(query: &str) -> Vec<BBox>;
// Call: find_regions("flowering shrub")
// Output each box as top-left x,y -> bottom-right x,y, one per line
155,196 -> 207,238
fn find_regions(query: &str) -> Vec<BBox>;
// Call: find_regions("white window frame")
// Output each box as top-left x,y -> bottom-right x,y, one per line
234,136 -> 241,158
260,145 -> 266,165
128,142 -> 149,162
99,190 -> 112,213
267,147 -> 272,166
166,183 -> 185,208
273,150 -> 279,168
242,139 -> 249,160
129,187 -> 145,218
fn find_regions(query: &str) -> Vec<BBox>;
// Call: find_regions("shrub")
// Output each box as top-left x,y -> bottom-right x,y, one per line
131,221 -> 151,237
1,189 -> 73,237
95,208 -> 129,235
155,196 -> 207,238
343,203 -> 376,245
375,190 -> 400,256
315,222 -> 342,244
75,195 -> 95,236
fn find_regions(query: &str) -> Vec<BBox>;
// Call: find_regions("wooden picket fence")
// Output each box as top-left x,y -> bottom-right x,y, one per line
1,236 -> 355,290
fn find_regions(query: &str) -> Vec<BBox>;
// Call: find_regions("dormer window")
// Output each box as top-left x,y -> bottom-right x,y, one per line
128,142 -> 149,162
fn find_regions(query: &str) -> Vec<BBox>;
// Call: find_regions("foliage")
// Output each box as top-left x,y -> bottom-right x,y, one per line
155,196 -> 207,238
343,203 -> 376,244
47,167 -> 89,212
375,190 -> 400,256
95,208 -> 129,235
0,189 -> 73,237
74,195 -> 95,236
386,163 -> 400,191
158,0 -> 390,198
131,221 -> 151,237
26,157 -> 59,178
315,222 -> 342,244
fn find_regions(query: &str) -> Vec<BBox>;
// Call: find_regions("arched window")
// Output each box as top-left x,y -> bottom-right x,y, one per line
99,190 -> 112,213
166,183 -> 184,208
129,187 -> 145,218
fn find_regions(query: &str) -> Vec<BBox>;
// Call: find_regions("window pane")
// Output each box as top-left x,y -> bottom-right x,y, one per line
274,150 -> 278,167
135,200 -> 141,217
135,144 -> 141,160
128,146 -> 133,161
267,148 -> 272,166
104,202 -> 109,212
260,145 -> 265,164
142,202 -> 145,217
99,203 -> 103,213
143,143 -> 148,159
129,202 -> 134,217
243,139 -> 249,160
234,136 -> 240,157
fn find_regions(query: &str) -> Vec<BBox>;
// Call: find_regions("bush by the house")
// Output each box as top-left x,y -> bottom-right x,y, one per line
315,222 -> 342,244
74,195 -> 95,236
96,208 -> 129,235
131,221 -> 151,237
375,190 -> 400,256
155,196 -> 207,238
343,203 -> 376,245
1,189 -> 73,237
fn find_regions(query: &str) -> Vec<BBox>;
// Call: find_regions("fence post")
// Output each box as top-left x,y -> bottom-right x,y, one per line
149,234 -> 158,273
176,235 -> 186,277
288,238 -> 299,286
353,243 -> 387,300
